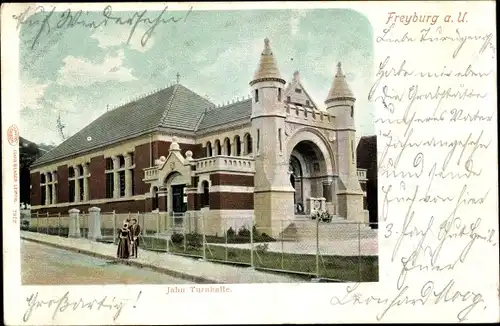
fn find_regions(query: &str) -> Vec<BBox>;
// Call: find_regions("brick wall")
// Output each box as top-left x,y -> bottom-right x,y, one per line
30,172 -> 41,205
57,165 -> 69,203
134,143 -> 152,195
210,173 -> 254,187
89,155 -> 105,200
32,199 -> 147,215
210,192 -> 254,210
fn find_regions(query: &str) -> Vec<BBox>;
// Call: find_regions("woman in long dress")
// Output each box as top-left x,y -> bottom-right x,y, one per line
117,221 -> 132,259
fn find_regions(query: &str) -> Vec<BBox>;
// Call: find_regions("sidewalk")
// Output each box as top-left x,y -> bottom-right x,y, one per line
20,231 -> 301,284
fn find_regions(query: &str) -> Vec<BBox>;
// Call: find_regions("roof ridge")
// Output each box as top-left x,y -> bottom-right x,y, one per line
216,97 -> 252,110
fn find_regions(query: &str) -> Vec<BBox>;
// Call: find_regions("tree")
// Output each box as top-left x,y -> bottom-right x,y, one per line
19,139 -> 41,205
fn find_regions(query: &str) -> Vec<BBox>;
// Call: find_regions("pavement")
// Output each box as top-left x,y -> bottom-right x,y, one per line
22,240 -> 193,285
21,231 -> 302,284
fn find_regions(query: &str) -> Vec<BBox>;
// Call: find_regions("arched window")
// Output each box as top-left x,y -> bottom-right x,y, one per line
152,187 -> 159,210
224,138 -> 231,156
234,135 -> 241,156
244,133 -> 253,154
41,173 -> 46,184
214,140 -> 221,155
202,181 -> 210,207
206,142 -> 212,157
351,106 -> 354,118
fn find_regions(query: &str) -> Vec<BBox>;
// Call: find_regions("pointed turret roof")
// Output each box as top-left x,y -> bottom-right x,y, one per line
250,38 -> 285,86
325,62 -> 355,103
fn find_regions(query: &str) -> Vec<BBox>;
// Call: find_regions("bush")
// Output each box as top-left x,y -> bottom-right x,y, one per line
311,211 -> 333,223
185,232 -> 203,249
171,232 -> 184,244
226,227 -> 236,238
20,220 -> 30,230
237,226 -> 250,237
252,224 -> 260,237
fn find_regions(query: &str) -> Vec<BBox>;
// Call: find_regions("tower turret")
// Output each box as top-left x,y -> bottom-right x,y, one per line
250,38 -> 286,118
325,62 -> 365,223
325,62 -> 356,130
250,38 -> 294,236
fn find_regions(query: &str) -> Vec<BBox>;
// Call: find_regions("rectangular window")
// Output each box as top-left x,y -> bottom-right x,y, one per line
105,173 -> 114,199
287,96 -> 291,102
69,180 -> 75,203
278,128 -> 282,152
119,171 -> 126,197
278,88 -> 282,102
295,88 -> 302,94
79,182 -> 84,201
106,158 -> 114,170
306,100 -> 310,107
351,140 -> 355,161
255,89 -> 259,102
48,185 -> 52,204
41,186 -> 47,205
131,170 -> 135,196
257,129 -> 260,152
68,167 -> 74,178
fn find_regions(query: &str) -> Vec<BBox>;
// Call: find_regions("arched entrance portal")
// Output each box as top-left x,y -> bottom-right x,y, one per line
289,139 -> 332,214
164,171 -> 187,214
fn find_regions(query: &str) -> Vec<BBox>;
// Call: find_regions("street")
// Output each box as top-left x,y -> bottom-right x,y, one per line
21,240 -> 193,285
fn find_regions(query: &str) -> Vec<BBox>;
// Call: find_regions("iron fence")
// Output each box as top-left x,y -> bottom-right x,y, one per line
23,211 -> 379,282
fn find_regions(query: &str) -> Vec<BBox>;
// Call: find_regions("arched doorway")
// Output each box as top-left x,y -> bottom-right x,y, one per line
164,171 -> 187,214
288,137 -> 332,214
289,155 -> 304,212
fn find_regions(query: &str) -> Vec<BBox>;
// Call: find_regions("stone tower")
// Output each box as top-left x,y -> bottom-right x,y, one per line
325,62 -> 366,222
250,38 -> 295,235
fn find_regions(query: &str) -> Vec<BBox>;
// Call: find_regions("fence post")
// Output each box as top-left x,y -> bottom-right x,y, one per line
183,214 -> 187,253
315,216 -> 320,278
224,218 -> 228,261
250,220 -> 254,268
112,210 -> 117,244
281,219 -> 284,269
68,209 -> 81,238
202,213 -> 206,261
165,212 -> 170,253
358,222 -> 361,282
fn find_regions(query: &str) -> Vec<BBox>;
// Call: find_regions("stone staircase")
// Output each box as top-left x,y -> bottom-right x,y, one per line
277,215 -> 377,242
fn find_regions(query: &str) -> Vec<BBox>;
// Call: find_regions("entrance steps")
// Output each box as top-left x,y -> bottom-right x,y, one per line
278,216 -> 377,242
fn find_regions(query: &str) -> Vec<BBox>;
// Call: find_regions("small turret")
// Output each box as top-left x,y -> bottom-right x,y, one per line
250,38 -> 286,118
325,62 -> 355,104
325,62 -> 356,130
250,38 -> 285,86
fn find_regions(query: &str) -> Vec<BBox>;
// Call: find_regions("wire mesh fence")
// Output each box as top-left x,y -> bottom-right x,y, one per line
23,211 -> 379,282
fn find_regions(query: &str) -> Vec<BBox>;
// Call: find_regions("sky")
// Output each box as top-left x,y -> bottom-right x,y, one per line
19,7 -> 374,146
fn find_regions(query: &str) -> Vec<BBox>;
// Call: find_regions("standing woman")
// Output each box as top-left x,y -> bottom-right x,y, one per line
117,220 -> 131,259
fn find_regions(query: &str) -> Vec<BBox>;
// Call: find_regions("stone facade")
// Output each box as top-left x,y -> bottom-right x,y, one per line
30,39 -> 371,237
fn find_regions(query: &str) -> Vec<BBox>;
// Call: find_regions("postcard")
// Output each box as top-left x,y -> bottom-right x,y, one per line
1,1 -> 498,324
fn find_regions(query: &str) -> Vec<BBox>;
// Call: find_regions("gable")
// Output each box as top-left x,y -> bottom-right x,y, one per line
284,81 -> 318,110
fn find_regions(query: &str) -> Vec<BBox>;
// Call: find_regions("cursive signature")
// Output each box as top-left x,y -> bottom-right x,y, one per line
23,291 -> 128,322
12,5 -> 193,50
331,280 -> 485,322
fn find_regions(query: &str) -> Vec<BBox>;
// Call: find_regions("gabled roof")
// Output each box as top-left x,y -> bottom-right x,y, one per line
196,99 -> 252,132
284,71 -> 320,110
32,84 -> 214,167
